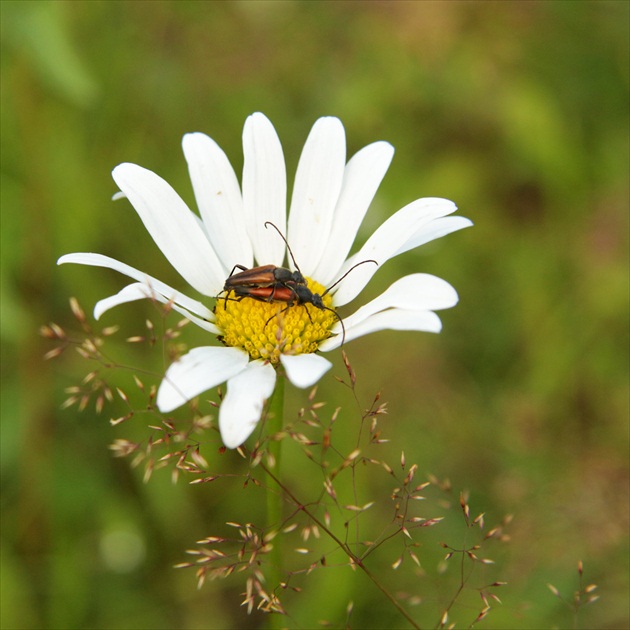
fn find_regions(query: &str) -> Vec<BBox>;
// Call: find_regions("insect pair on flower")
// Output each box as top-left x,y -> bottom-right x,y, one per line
220,221 -> 376,345
58,113 -> 472,448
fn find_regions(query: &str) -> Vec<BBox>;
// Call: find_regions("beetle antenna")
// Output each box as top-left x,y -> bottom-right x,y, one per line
264,221 -> 302,274
322,259 -> 378,297
324,306 -> 346,345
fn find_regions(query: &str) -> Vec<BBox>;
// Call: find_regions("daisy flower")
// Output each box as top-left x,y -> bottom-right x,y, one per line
58,113 -> 472,449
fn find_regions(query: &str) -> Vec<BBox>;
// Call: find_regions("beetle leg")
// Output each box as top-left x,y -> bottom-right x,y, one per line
264,301 -> 296,330
221,291 -> 246,309
227,264 -> 249,278
302,304 -> 314,325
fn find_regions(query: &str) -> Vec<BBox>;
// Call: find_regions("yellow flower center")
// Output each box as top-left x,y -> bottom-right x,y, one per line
214,278 -> 337,363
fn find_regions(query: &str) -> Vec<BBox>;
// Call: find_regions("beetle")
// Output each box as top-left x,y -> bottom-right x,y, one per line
229,259 -> 377,346
220,221 -> 377,344
220,223 -> 306,307
224,263 -> 305,290
222,263 -> 305,306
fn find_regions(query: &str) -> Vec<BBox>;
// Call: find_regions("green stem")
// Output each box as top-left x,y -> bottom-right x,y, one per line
267,370 -> 285,476
265,371 -> 285,627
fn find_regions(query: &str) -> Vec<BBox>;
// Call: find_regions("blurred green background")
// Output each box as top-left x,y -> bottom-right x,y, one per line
1,1 -> 628,628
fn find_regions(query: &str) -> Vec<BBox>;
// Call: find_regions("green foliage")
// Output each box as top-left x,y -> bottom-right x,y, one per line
2,1 -> 628,628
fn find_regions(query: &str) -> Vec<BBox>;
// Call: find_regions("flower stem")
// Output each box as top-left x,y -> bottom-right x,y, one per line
267,370 -> 285,477
265,371 -> 285,626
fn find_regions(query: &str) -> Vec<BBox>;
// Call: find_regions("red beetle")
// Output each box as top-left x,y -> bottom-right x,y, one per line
229,260 -> 377,345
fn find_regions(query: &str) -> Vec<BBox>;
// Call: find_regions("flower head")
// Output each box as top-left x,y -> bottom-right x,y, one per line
59,113 -> 471,448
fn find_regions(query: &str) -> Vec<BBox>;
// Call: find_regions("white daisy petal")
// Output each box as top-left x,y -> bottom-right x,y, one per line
396,216 -> 473,257
340,274 -> 458,330
94,282 -> 220,333
58,253 -> 214,319
313,141 -> 395,286
280,353 -> 332,389
112,162 -> 225,295
319,309 -> 443,352
157,347 -> 249,413
330,198 -> 460,307
242,113 -> 287,266
219,360 -> 277,448
288,117 -> 346,276
94,282 -> 155,319
183,132 -> 253,271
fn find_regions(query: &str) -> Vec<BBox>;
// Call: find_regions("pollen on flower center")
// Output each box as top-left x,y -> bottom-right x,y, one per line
214,278 -> 337,363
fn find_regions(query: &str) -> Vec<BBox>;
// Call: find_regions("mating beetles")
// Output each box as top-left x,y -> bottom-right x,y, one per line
219,221 -> 377,345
